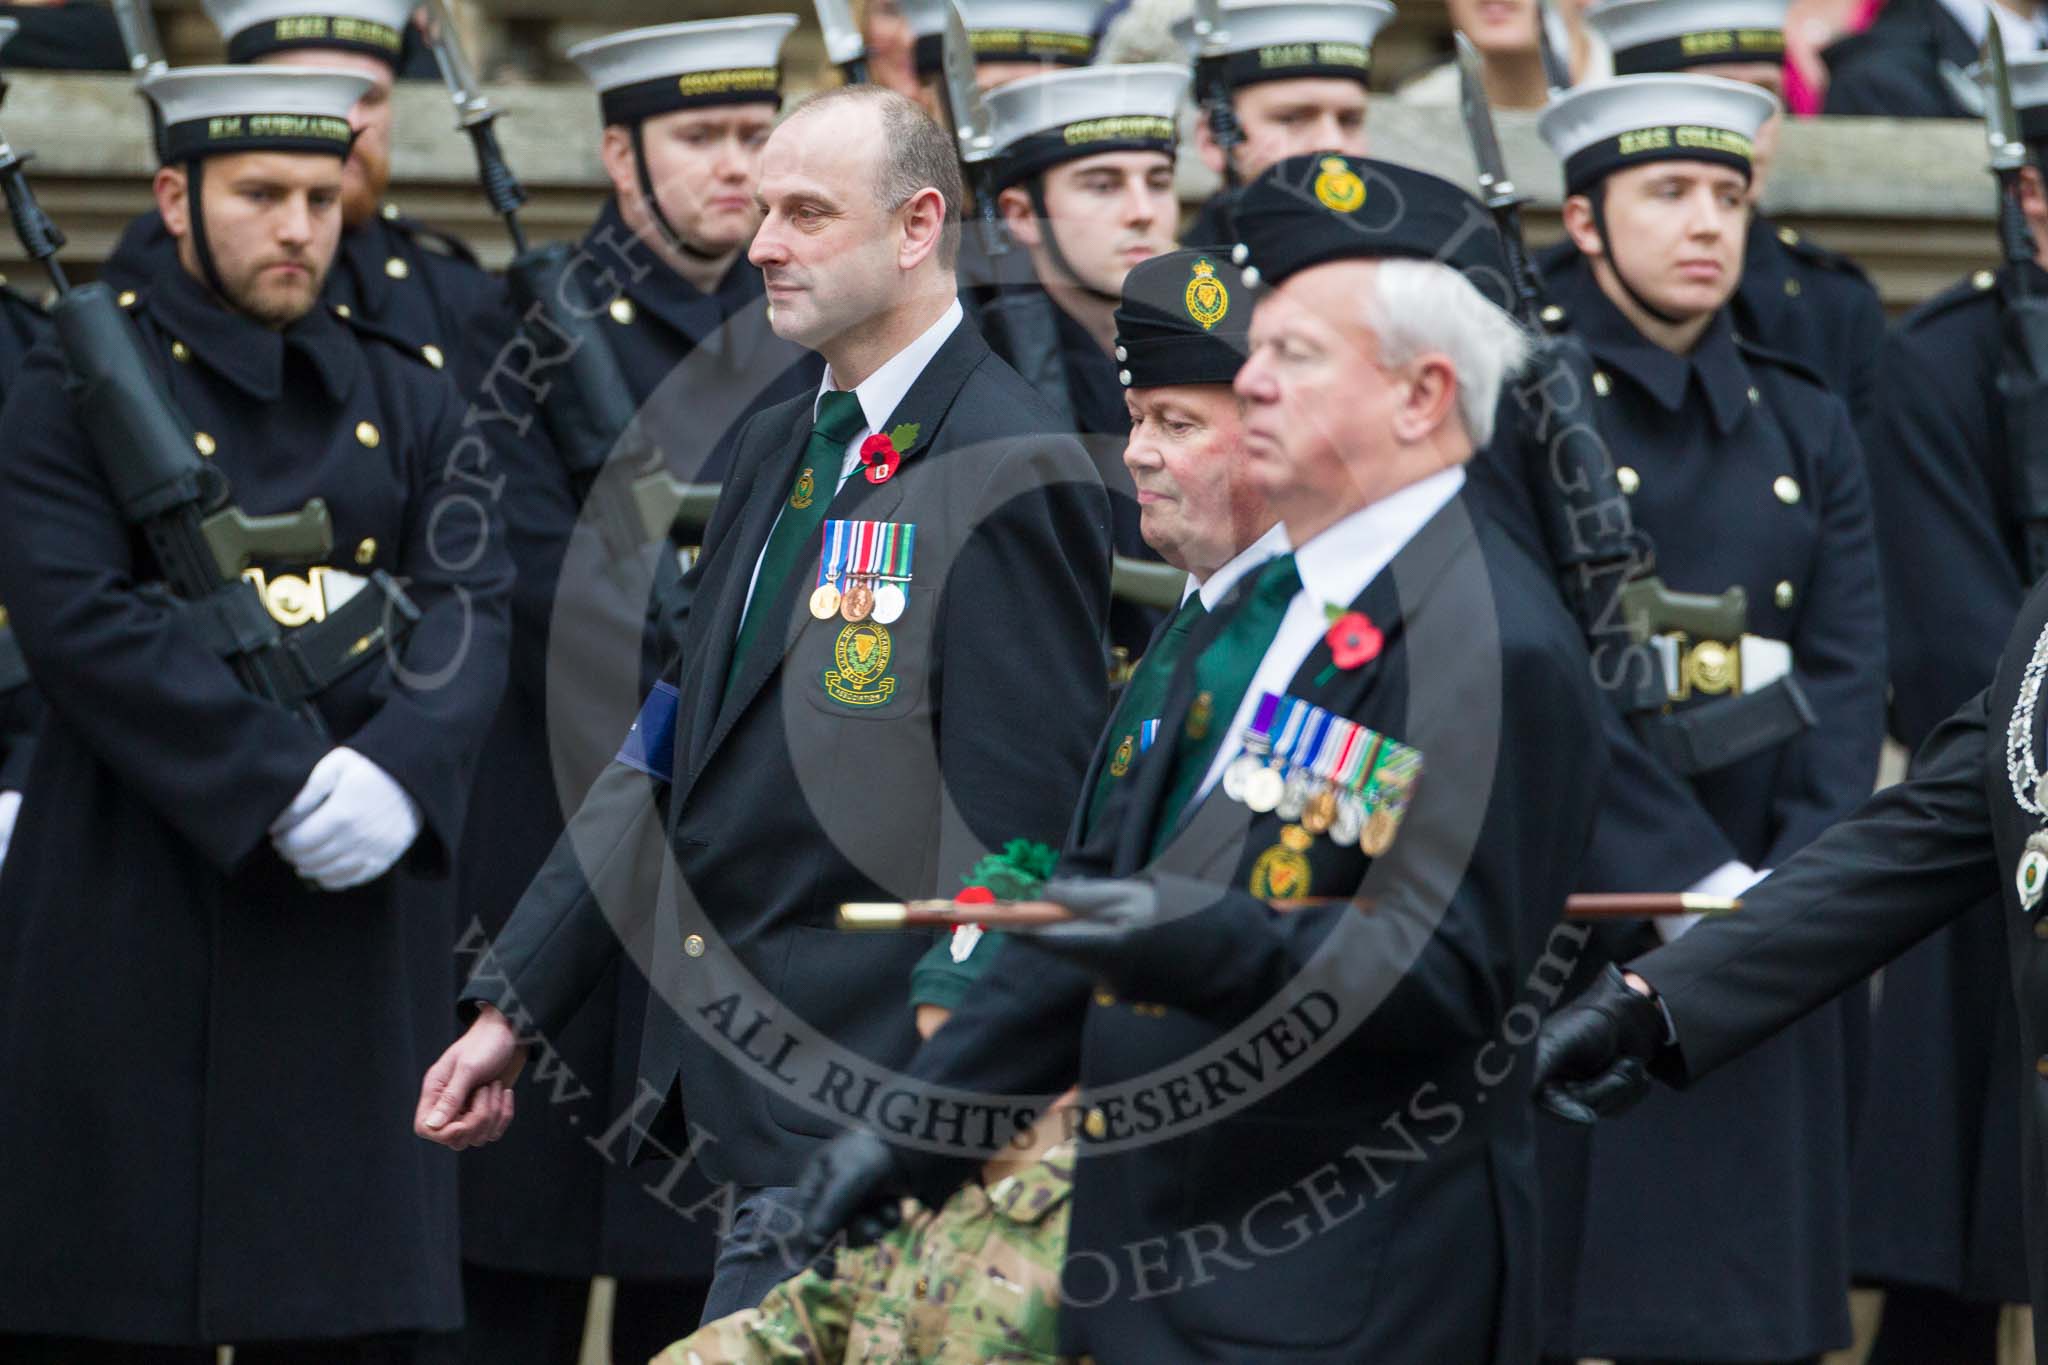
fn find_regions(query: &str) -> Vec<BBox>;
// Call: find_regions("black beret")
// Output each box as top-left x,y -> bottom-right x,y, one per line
1230,154 -> 1512,308
1113,249 -> 1255,390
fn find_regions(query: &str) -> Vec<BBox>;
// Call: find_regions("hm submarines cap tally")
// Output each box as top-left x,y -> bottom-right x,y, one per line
1230,153 -> 1508,299
1114,248 -> 1255,388
568,16 -> 798,126
1538,73 -> 1780,195
203,0 -> 416,67
907,0 -> 1107,79
1171,0 -> 1396,92
985,63 -> 1189,190
1585,0 -> 1787,76
141,65 -> 370,162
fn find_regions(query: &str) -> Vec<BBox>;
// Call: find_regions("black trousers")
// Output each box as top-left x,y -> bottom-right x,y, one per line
1865,1284 -> 2003,1365
457,1264 -> 710,1365
0,1335 -> 445,1365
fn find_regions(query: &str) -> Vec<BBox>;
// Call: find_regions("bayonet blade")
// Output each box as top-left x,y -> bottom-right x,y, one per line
1534,0 -> 1572,96
421,0 -> 494,130
813,0 -> 867,70
1982,28 -> 2028,174
1455,33 -> 1524,210
108,0 -> 167,78
1190,0 -> 1228,54
940,0 -> 994,163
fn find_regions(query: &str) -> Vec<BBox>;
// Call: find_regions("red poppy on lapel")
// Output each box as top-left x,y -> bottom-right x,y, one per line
1326,612 -> 1383,670
954,885 -> 996,905
860,432 -> 902,484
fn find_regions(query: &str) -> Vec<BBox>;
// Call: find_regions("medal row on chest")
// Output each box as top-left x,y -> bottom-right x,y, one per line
1221,691 -> 1422,856
809,519 -> 916,626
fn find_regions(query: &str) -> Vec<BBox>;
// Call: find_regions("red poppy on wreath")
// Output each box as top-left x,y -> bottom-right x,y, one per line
1325,612 -> 1382,669
860,432 -> 902,484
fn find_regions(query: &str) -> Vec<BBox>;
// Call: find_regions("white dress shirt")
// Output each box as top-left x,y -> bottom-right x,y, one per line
739,299 -> 964,618
1193,466 -> 1466,803
1184,520 -> 1292,612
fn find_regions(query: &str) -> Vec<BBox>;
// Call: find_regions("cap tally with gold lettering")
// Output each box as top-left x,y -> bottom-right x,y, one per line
1229,153 -> 1507,292
909,0 -> 1107,78
204,0 -> 416,67
1171,0 -> 1395,93
1114,248 -> 1255,389
1538,73 -> 1780,195
141,65 -> 370,162
1585,0 -> 1787,77
568,16 -> 798,125
985,63 -> 1189,191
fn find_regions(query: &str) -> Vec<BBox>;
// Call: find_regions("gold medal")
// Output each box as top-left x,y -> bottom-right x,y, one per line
1301,787 -> 1338,836
841,579 -> 875,622
1361,806 -> 1398,857
809,583 -> 841,620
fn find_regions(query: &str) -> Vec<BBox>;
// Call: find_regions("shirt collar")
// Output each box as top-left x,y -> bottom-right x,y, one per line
1560,261 -> 1754,436
814,298 -> 965,435
1292,466 -> 1465,611
1191,520 -> 1291,610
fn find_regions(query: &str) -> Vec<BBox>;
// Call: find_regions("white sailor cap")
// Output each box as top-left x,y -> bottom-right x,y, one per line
1586,0 -> 1787,76
569,17 -> 797,127
203,0 -> 416,67
909,0 -> 1108,77
141,64 -> 370,163
986,63 -> 1188,189
1171,0 -> 1395,92
1538,73 -> 1780,194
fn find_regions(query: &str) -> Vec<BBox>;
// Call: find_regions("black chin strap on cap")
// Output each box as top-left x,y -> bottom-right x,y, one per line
1025,177 -> 1123,307
1589,183 -> 1686,327
184,158 -> 232,303
629,121 -> 727,264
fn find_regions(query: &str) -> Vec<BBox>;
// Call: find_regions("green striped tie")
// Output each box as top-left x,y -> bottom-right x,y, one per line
725,389 -> 867,699
1150,552 -> 1302,854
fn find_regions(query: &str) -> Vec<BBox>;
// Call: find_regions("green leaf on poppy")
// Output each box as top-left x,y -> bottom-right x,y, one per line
888,422 -> 921,452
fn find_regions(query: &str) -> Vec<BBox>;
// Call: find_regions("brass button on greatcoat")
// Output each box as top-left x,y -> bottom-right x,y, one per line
1773,476 -> 1801,505
385,256 -> 410,280
193,431 -> 216,457
1592,370 -> 1612,397
421,344 -> 444,369
610,297 -> 636,325
683,933 -> 706,958
1774,580 -> 1796,610
1083,1107 -> 1108,1140
356,421 -> 381,448
1617,466 -> 1640,496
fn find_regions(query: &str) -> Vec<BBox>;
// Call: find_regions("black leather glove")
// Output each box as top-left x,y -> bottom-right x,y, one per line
792,1130 -> 909,1257
1022,876 -> 1270,1015
1532,963 -> 1667,1124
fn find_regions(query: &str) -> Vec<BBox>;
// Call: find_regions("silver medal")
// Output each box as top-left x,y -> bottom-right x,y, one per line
2020,831 -> 2048,913
872,582 -> 907,625
1276,768 -> 1314,821
1329,793 -> 1365,848
1223,753 -> 1263,803
1244,766 -> 1285,813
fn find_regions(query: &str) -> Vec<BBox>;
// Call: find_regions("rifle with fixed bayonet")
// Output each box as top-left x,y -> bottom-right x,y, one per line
418,0 -> 705,557
1979,27 -> 2048,580
0,43 -> 421,736
107,0 -> 168,161
1459,24 -> 1813,776
936,0 -> 1079,432
813,0 -> 870,85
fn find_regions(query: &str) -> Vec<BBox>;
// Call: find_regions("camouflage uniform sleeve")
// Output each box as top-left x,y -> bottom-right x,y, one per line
650,1263 -> 859,1365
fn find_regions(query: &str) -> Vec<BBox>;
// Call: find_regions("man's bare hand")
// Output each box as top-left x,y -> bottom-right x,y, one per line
415,1004 -> 527,1150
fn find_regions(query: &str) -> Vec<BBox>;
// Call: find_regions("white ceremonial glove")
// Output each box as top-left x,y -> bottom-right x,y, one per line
1658,860 -> 1769,943
268,747 -> 422,891
0,789 -> 19,874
